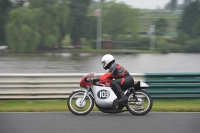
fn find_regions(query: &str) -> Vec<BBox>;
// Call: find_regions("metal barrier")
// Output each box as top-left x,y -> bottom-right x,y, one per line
0,73 -> 144,99
146,73 -> 200,98
0,73 -> 199,99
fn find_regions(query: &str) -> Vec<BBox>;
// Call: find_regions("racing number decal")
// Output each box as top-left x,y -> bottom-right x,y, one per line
97,90 -> 110,99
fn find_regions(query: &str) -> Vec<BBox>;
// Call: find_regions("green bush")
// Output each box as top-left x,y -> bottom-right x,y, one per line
177,31 -> 189,45
61,35 -> 71,48
156,39 -> 170,53
169,44 -> 185,52
185,39 -> 200,53
80,38 -> 87,46
156,37 -> 186,53
88,39 -> 96,49
137,36 -> 150,50
154,18 -> 168,36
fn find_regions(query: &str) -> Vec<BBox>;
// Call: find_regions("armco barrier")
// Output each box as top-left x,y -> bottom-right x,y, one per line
145,73 -> 200,98
0,73 -> 144,99
0,73 -> 199,99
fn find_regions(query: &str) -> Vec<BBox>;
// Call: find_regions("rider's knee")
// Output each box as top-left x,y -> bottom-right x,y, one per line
110,80 -> 117,86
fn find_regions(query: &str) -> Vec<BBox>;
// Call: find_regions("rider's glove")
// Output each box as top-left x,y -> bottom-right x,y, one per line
91,78 -> 99,84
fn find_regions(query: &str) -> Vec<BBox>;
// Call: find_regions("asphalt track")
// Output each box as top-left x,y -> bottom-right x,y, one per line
0,112 -> 200,133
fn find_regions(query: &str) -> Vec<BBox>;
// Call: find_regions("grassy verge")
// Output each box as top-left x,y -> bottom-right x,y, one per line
0,99 -> 200,112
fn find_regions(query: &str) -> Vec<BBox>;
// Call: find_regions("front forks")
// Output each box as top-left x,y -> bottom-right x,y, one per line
80,87 -> 90,105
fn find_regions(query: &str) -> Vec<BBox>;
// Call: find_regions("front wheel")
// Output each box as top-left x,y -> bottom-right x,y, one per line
126,90 -> 153,115
67,90 -> 94,115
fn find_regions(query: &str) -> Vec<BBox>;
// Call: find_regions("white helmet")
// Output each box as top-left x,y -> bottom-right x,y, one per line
101,54 -> 115,70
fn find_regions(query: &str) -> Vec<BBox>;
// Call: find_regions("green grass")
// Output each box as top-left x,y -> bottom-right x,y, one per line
151,99 -> 200,112
139,11 -> 181,32
0,99 -> 200,112
138,9 -> 182,32
140,17 -> 180,32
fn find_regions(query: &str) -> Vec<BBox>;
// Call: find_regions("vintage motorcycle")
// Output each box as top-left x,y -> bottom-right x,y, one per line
67,72 -> 153,115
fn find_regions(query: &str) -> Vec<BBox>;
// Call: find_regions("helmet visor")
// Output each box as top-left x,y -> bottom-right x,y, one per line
102,61 -> 106,67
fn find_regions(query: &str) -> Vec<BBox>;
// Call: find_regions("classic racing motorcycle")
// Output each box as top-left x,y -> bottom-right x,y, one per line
67,72 -> 153,115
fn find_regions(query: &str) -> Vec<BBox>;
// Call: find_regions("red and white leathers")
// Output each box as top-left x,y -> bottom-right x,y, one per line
99,63 -> 134,101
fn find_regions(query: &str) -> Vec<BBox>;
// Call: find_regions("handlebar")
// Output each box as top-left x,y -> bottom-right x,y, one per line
84,78 -> 99,85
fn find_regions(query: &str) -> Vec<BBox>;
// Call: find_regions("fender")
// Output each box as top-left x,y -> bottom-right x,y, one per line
134,81 -> 149,90
72,89 -> 94,98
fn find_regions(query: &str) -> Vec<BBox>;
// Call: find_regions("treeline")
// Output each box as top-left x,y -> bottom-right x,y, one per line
155,1 -> 200,53
1,0 -> 139,52
1,0 -> 200,53
136,1 -> 200,53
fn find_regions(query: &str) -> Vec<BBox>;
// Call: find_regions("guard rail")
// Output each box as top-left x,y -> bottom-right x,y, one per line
0,73 -> 199,99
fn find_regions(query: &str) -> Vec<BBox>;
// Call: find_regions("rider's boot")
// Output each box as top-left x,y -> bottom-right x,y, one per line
116,93 -> 128,103
115,87 -> 128,103
111,81 -> 128,103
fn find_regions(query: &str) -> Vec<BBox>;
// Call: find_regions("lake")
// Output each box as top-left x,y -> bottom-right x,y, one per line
0,53 -> 199,73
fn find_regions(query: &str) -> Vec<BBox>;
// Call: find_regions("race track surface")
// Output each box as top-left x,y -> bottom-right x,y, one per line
0,112 -> 199,133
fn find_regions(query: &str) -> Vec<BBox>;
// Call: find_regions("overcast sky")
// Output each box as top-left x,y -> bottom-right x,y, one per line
114,0 -> 184,9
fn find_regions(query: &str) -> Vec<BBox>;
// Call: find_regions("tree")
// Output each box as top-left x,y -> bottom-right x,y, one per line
0,0 -> 12,46
101,1 -> 139,39
164,2 -> 171,10
6,8 -> 41,52
15,0 -> 25,7
82,17 -> 97,40
193,20 -> 200,37
154,18 -> 168,36
165,0 -> 191,10
171,0 -> 177,12
164,0 -> 177,11
178,1 -> 200,37
184,0 -> 192,5
29,0 -> 70,48
69,0 -> 91,46
6,0 -> 70,52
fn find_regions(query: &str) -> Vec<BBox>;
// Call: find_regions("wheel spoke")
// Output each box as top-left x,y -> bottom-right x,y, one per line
127,91 -> 152,115
68,91 -> 94,115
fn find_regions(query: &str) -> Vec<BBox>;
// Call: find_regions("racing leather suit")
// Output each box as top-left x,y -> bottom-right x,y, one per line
99,63 -> 134,100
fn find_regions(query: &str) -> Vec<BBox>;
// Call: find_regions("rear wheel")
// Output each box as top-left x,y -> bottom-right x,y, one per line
67,90 -> 94,115
126,90 -> 153,115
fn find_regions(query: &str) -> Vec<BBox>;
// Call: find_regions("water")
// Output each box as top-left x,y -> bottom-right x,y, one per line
0,53 -> 200,73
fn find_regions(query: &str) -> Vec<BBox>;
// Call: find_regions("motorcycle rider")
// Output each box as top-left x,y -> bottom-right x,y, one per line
96,54 -> 134,103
